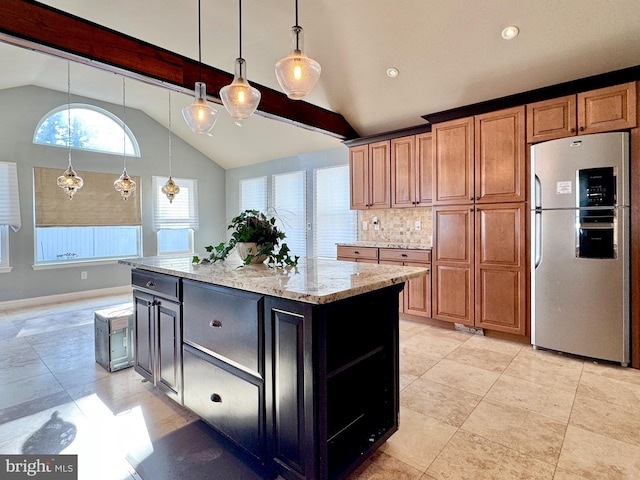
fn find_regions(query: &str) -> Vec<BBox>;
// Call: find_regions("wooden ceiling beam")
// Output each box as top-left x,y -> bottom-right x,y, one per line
0,0 -> 358,139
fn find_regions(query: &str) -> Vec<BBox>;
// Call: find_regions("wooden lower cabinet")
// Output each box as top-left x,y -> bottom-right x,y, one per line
432,203 -> 527,335
378,248 -> 431,318
336,245 -> 378,263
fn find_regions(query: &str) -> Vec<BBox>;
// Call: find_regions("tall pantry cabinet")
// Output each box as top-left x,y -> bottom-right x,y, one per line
432,106 -> 527,335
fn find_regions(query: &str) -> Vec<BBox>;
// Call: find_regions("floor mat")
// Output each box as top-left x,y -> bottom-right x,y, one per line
126,420 -> 276,480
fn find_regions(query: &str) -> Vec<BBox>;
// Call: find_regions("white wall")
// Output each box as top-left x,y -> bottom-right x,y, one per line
0,85 -> 226,303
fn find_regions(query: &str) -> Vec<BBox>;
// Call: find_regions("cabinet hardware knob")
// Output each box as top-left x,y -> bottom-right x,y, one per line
209,320 -> 223,328
570,128 -> 576,133
210,393 -> 222,403
469,197 -> 474,200
476,196 -> 480,200
145,281 -> 155,288
579,126 -> 585,132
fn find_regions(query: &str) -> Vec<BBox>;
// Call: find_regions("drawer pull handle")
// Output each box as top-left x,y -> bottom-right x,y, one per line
145,281 -> 155,288
401,253 -> 408,257
209,320 -> 223,328
210,393 -> 222,403
354,250 -> 360,254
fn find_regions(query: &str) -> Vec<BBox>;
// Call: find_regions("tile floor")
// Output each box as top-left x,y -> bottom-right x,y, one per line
1,294 -> 640,479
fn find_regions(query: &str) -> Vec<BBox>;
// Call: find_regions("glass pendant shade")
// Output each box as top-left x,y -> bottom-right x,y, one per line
114,169 -> 136,201
182,82 -> 218,135
275,26 -> 321,100
162,176 -> 181,203
220,58 -> 261,120
57,163 -> 84,200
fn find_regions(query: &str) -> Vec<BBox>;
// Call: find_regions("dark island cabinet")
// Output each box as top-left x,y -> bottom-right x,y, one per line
132,270 -> 182,403
131,269 -> 402,480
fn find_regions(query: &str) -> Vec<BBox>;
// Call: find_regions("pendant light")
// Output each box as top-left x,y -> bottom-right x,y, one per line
114,77 -> 136,201
274,0 -> 321,100
182,0 -> 218,135
220,0 -> 261,120
163,91 -> 180,203
57,61 -> 84,199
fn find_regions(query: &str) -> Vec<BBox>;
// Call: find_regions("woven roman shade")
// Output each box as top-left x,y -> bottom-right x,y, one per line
34,167 -> 141,227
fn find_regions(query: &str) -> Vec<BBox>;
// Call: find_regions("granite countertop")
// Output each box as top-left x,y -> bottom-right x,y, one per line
337,242 -> 432,250
120,255 -> 428,305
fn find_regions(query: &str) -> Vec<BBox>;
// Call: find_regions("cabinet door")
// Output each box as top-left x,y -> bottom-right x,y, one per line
416,132 -> 433,205
578,82 -> 637,134
156,298 -> 182,402
349,145 -> 369,209
475,107 -> 526,203
369,140 -> 391,208
526,95 -> 577,143
391,136 -> 416,208
133,290 -> 154,382
404,261 -> 431,318
432,206 -> 474,325
433,117 -> 474,205
474,203 -> 526,335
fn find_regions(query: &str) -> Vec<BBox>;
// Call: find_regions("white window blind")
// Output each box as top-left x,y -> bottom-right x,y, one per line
152,176 -> 199,231
240,176 -> 267,213
0,162 -> 21,232
314,165 -> 357,259
272,171 -> 306,258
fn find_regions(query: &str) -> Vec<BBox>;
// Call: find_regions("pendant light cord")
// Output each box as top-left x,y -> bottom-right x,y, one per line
294,0 -> 300,50
67,61 -> 72,167
198,0 -> 202,82
168,91 -> 173,177
122,77 -> 127,171
239,0 -> 242,59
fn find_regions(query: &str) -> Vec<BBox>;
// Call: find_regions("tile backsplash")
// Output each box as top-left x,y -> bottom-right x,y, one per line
358,207 -> 433,247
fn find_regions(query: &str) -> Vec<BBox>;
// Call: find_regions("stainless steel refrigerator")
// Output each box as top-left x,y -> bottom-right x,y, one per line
531,132 -> 630,366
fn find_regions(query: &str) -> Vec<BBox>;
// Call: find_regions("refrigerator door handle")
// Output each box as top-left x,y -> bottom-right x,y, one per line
534,174 -> 542,209
534,209 -> 542,268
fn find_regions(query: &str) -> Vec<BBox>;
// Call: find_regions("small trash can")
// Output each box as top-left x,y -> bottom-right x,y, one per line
94,303 -> 134,372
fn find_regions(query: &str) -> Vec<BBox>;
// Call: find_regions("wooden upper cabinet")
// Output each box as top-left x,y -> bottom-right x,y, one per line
475,106 -> 526,204
578,82 -> 637,135
349,145 -> 369,210
416,132 -> 433,205
433,117 -> 475,205
390,133 -> 433,208
349,141 -> 391,209
526,95 -> 577,143
527,82 -> 637,143
390,136 -> 416,208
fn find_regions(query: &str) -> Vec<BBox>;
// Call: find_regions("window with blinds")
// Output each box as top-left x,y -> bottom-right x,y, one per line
0,162 -> 21,270
239,176 -> 267,213
272,171 -> 306,258
153,176 -> 199,254
33,167 -> 142,265
313,165 -> 357,259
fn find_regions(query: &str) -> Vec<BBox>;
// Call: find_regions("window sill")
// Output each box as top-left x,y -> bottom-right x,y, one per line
31,259 -> 125,270
0,266 -> 13,274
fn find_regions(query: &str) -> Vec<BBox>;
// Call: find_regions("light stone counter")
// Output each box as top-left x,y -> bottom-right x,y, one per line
120,255 -> 427,305
336,241 -> 432,250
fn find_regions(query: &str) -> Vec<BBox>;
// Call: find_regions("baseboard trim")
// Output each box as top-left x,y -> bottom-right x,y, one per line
0,286 -> 132,311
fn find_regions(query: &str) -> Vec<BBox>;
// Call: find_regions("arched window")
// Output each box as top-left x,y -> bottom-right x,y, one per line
33,104 -> 140,157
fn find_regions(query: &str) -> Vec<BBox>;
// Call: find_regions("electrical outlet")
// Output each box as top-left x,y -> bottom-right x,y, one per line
415,220 -> 421,231
362,221 -> 368,231
81,271 -> 88,280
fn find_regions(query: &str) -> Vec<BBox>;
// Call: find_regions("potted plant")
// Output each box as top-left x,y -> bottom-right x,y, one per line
193,209 -> 299,267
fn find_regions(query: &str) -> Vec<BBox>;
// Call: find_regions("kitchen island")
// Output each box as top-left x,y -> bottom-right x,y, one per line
120,255 -> 428,480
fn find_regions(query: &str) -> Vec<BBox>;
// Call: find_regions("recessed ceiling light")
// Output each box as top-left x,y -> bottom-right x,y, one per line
501,26 -> 519,40
386,67 -> 399,78
234,120 -> 243,127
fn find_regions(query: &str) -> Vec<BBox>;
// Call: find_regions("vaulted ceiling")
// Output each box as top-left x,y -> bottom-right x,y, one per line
1,0 -> 640,169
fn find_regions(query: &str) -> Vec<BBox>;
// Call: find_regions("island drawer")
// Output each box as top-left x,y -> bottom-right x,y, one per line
182,280 -> 263,374
132,269 -> 181,300
183,345 -> 263,460
336,245 -> 378,261
378,248 -> 431,263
